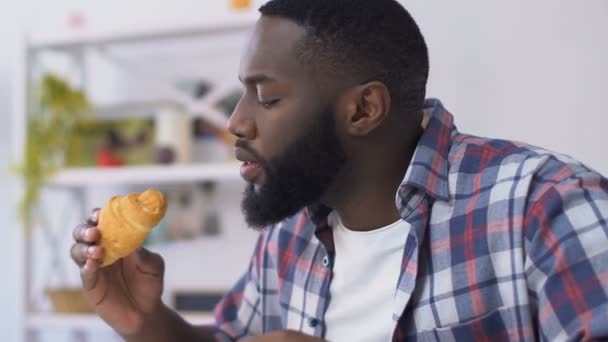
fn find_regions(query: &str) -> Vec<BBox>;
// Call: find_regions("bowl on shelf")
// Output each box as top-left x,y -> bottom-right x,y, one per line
46,288 -> 94,314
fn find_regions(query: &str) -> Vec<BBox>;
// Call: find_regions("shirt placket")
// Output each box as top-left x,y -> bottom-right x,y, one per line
310,218 -> 336,337
391,187 -> 432,341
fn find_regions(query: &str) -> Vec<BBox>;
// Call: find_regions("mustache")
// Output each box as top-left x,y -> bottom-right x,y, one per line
235,139 -> 269,168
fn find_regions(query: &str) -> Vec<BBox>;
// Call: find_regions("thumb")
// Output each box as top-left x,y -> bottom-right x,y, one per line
132,247 -> 165,278
81,258 -> 101,291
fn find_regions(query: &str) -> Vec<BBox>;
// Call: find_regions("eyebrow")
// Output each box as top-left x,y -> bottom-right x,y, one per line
238,74 -> 277,85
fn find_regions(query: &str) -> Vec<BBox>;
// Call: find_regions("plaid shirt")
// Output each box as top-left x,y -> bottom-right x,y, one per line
208,99 -> 608,341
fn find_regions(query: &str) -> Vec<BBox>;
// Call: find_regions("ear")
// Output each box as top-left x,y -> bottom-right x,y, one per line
338,81 -> 391,136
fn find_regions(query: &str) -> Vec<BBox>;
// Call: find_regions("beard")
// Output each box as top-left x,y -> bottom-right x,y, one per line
240,108 -> 346,229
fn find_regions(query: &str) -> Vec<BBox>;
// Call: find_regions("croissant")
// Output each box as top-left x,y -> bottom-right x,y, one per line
98,188 -> 167,267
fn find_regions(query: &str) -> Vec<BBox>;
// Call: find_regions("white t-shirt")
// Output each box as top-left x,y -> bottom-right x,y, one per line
324,211 -> 411,342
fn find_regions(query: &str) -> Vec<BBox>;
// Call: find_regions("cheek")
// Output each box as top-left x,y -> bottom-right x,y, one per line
256,104 -> 317,158
256,117 -> 296,160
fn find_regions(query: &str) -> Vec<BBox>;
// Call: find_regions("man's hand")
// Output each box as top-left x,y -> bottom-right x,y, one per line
244,330 -> 325,342
70,208 -> 165,336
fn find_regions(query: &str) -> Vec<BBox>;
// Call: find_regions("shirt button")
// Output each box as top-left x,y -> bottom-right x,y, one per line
308,318 -> 319,328
322,256 -> 331,267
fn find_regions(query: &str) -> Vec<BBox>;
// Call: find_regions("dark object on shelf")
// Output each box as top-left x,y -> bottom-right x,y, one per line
175,79 -> 212,99
202,213 -> 221,236
107,129 -> 127,149
215,89 -> 243,117
193,81 -> 213,99
66,117 -> 155,167
173,290 -> 225,313
191,116 -> 235,147
192,117 -> 217,139
156,146 -> 176,164
199,181 -> 222,236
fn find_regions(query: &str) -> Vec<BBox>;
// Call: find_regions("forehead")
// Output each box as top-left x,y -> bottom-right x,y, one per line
239,16 -> 308,81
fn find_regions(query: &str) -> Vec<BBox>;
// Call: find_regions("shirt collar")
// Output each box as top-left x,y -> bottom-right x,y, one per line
399,98 -> 454,202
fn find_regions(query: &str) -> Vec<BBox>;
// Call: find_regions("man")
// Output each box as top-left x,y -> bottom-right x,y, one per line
70,0 -> 608,341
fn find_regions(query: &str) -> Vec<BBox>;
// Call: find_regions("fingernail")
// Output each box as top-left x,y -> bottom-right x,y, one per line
87,246 -> 95,256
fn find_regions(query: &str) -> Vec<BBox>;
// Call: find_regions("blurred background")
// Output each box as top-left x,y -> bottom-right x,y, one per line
0,0 -> 606,341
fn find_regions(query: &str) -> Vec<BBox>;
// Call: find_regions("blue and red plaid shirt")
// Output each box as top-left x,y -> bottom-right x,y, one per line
208,99 -> 608,341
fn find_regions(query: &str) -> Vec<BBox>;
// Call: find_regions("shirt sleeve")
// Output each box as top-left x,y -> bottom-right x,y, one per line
524,161 -> 608,341
200,231 -> 268,341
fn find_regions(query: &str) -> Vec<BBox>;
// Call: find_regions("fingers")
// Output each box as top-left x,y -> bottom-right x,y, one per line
87,208 -> 100,226
71,208 -> 103,269
71,243 -> 88,266
71,243 -> 105,266
72,224 -> 101,243
72,208 -> 104,292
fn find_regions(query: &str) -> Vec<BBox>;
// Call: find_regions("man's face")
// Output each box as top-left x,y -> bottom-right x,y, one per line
229,17 -> 346,228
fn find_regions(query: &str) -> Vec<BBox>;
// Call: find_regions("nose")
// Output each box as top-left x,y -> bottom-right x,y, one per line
227,99 -> 257,140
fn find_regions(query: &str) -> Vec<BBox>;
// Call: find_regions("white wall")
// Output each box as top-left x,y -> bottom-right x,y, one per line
1,1 -> 607,341
404,0 -> 608,173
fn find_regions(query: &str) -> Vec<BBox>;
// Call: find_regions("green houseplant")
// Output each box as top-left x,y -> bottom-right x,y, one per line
17,74 -> 90,228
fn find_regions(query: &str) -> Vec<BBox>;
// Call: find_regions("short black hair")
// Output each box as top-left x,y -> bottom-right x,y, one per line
259,0 -> 429,118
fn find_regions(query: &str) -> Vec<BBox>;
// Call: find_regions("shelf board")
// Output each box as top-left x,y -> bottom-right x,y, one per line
28,17 -> 257,51
91,98 -> 231,129
46,162 -> 242,187
27,312 -> 215,331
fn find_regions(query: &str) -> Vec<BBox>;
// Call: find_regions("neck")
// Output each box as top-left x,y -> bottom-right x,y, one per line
325,142 -> 417,232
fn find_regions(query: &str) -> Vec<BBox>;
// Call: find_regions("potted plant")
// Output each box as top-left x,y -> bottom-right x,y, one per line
16,73 -> 90,228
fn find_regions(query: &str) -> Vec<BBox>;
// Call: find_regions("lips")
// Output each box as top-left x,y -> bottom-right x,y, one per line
235,147 -> 265,183
240,161 -> 263,183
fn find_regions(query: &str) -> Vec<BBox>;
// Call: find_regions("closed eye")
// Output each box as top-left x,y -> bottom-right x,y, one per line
258,99 -> 280,109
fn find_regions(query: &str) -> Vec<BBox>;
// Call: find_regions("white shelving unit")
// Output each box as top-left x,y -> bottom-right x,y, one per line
28,19 -> 256,51
48,162 -> 241,187
28,313 -> 215,331
13,3 -> 262,341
